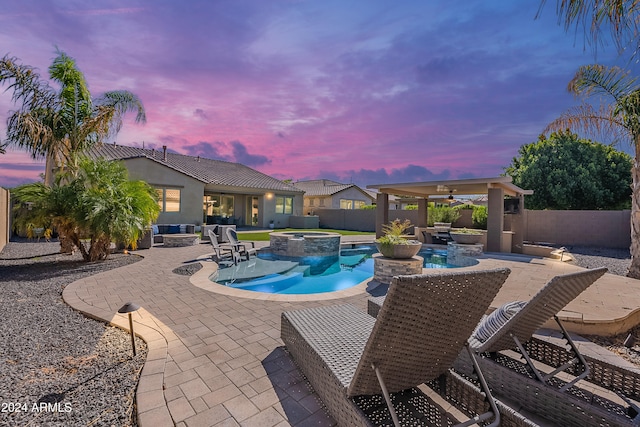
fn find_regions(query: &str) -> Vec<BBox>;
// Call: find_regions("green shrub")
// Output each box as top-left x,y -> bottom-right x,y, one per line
427,206 -> 460,226
471,206 -> 488,229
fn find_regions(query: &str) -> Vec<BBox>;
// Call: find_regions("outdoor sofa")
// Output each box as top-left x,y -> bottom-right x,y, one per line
151,224 -> 196,244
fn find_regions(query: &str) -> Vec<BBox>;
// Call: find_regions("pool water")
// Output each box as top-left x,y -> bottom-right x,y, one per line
216,245 -> 461,295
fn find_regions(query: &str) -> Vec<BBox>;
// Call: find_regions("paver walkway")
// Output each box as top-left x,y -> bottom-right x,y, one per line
62,240 -> 640,427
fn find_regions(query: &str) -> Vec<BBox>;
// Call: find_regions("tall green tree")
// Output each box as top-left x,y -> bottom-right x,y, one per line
544,64 -> 640,276
505,130 -> 632,209
539,0 -> 640,57
0,49 -> 146,184
12,158 -> 159,261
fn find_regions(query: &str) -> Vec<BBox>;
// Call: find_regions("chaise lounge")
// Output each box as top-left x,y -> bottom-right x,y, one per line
281,268 -> 511,426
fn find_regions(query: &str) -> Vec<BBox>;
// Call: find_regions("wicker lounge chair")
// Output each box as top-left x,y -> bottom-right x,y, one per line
281,268 -> 511,427
468,267 -> 607,392
226,228 -> 257,261
370,267 -> 607,393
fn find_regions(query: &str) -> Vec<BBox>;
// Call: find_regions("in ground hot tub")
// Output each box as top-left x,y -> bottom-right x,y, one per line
269,231 -> 341,257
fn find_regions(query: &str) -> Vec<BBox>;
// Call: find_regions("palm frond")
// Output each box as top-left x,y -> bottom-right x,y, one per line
0,55 -> 57,110
96,90 -> 147,124
544,102 -> 632,144
539,0 -> 640,56
569,64 -> 639,101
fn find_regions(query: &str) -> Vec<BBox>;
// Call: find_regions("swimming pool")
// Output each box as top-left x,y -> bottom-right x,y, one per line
213,245 -> 468,295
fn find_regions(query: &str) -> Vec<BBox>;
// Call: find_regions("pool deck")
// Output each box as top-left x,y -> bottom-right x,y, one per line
62,237 -> 640,426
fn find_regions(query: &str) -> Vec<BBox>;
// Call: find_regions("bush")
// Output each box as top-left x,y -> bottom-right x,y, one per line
471,206 -> 488,229
427,206 -> 460,226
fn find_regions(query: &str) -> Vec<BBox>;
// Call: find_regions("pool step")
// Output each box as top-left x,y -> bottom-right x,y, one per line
230,271 -> 305,291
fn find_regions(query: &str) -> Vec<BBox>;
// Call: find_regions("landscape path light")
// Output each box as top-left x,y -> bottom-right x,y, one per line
118,302 -> 141,356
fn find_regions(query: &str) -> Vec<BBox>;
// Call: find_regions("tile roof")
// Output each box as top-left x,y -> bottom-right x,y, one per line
293,179 -> 369,197
85,144 -> 303,193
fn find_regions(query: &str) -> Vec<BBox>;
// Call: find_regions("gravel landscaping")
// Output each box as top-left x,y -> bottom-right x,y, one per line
0,239 -> 146,427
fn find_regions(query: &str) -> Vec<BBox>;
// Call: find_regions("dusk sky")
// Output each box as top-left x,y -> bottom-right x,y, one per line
1,1 -> 639,188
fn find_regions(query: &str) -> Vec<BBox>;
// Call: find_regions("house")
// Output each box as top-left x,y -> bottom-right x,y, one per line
86,144 -> 304,228
293,179 -> 375,213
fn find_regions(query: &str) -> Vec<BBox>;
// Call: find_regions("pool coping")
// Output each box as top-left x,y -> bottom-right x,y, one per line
189,255 -> 371,301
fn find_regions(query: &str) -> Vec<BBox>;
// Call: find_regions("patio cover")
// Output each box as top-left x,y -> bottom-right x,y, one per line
367,176 -> 532,199
367,177 -> 533,253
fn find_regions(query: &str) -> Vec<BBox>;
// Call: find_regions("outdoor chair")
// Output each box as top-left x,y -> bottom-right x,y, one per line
226,228 -> 257,261
208,229 -> 238,266
366,267 -> 640,426
467,267 -> 607,392
281,268 -> 511,427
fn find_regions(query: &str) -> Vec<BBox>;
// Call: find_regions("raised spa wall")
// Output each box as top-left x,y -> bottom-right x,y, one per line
269,231 -> 341,257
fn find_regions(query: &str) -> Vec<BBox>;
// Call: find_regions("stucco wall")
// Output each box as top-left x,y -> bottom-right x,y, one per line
122,157 -> 205,225
261,193 -> 305,228
0,187 -> 9,253
522,210 -> 630,249
315,208 -> 632,249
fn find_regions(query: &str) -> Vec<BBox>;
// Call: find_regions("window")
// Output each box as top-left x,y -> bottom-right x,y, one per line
203,194 -> 235,219
157,187 -> 181,212
275,196 -> 293,214
340,199 -> 366,209
309,198 -> 315,207
340,199 -> 353,209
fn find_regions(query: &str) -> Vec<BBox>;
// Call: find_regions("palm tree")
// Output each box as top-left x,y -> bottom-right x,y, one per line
538,0 -> 640,58
12,157 -> 160,261
544,64 -> 640,277
0,48 -> 146,185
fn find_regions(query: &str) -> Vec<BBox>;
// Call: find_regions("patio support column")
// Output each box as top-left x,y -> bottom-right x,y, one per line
510,194 -> 525,253
487,188 -> 504,252
417,198 -> 427,228
376,193 -> 389,238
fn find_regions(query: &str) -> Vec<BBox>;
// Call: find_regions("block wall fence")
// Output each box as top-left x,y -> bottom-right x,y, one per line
313,208 -> 632,249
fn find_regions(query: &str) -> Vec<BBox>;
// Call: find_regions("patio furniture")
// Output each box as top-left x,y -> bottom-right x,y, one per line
369,267 -> 607,392
226,228 -> 257,261
281,268 -> 511,427
151,224 -> 196,244
208,229 -> 237,266
468,267 -> 607,392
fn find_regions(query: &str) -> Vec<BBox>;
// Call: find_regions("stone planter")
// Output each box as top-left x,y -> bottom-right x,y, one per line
449,232 -> 483,245
376,241 -> 422,259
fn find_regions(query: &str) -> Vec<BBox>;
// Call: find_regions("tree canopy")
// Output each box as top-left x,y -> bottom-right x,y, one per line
505,130 -> 632,210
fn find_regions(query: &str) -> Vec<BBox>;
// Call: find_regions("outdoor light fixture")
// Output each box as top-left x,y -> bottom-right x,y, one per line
118,302 -> 141,356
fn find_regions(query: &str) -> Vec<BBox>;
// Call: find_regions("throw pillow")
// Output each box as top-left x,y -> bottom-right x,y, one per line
168,224 -> 181,234
180,224 -> 187,234
474,300 -> 527,342
152,224 -> 159,234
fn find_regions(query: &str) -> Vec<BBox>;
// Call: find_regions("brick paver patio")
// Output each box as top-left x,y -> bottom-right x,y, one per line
62,239 -> 640,426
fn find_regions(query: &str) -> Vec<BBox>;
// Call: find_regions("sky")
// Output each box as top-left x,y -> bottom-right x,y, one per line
1,0 -> 639,189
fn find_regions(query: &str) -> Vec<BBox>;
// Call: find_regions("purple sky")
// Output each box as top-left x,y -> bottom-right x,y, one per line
0,1 -> 638,188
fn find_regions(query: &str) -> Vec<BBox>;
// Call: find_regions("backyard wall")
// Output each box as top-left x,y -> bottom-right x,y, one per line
0,187 -> 9,253
315,208 -> 632,249
522,210 -> 630,249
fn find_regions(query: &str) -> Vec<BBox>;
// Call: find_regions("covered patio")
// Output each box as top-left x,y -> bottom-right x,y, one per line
367,176 -> 533,253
